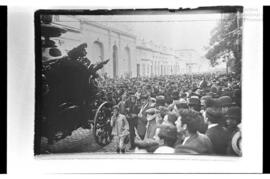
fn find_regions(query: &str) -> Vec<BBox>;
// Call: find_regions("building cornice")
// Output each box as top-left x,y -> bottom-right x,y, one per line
136,45 -> 178,58
52,22 -> 81,33
80,20 -> 136,39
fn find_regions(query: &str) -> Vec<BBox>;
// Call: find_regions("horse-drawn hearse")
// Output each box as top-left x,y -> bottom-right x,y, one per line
37,15 -> 113,152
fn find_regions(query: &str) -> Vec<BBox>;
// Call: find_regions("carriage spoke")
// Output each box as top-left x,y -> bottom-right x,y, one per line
93,102 -> 113,146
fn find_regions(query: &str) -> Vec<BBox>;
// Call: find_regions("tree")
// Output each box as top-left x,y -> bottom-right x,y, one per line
205,12 -> 242,74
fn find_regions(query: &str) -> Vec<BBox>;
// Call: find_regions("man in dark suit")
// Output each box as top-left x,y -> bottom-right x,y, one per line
205,107 -> 230,155
136,95 -> 151,140
225,106 -> 242,156
126,95 -> 140,150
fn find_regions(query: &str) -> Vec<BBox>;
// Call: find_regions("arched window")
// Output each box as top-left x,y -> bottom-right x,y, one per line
92,41 -> 104,63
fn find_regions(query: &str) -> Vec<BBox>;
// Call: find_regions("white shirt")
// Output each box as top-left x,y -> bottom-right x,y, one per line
154,146 -> 175,154
182,136 -> 190,145
138,103 -> 148,118
207,123 -> 218,129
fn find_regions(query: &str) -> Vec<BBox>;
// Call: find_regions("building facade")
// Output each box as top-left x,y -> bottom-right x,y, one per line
175,49 -> 206,74
136,39 -> 185,77
51,15 -> 136,78
50,15 -> 192,78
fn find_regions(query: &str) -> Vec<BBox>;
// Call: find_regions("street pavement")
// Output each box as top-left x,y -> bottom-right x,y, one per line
40,127 -> 132,154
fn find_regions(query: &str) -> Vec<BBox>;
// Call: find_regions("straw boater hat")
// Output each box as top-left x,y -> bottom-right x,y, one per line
175,99 -> 189,109
188,96 -> 201,106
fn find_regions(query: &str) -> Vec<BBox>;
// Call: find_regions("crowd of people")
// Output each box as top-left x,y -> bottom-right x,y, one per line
40,41 -> 242,156
101,72 -> 241,156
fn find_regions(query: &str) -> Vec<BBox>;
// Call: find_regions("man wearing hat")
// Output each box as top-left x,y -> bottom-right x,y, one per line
224,107 -> 242,156
205,107 -> 230,155
219,96 -> 233,114
167,91 -> 180,112
136,94 -> 151,140
175,99 -> 189,110
200,95 -> 216,123
125,95 -> 140,150
156,95 -> 166,107
188,96 -> 201,112
232,89 -> 241,107
199,77 -> 208,89
188,96 -> 208,134
209,85 -> 219,98
110,105 -> 129,153
149,97 -> 157,108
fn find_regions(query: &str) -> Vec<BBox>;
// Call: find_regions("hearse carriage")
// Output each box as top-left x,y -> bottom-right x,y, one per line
37,15 -> 113,152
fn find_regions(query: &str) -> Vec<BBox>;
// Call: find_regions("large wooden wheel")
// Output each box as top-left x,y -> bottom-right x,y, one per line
93,102 -> 113,146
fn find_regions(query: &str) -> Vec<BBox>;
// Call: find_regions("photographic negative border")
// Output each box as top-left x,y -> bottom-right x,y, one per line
3,1 -> 262,173
0,5 -> 7,175
34,6 -> 243,155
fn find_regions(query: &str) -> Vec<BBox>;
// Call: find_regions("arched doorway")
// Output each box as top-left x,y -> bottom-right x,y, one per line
92,41 -> 104,63
92,41 -> 104,73
124,46 -> 131,77
113,45 -> 118,78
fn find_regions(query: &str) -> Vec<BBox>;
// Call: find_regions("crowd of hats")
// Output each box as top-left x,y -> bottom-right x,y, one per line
96,72 -> 242,155
97,72 -> 241,108
88,71 -> 243,155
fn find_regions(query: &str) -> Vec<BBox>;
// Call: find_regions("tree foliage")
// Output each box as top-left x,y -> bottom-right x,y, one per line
205,13 -> 242,74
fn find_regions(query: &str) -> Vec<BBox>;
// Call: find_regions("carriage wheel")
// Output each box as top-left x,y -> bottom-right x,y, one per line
93,102 -> 113,146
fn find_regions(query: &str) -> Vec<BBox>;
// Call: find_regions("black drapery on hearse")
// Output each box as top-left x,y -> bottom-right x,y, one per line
36,15 -> 112,153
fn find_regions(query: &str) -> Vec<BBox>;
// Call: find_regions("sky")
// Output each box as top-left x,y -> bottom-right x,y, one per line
80,13 -> 222,56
